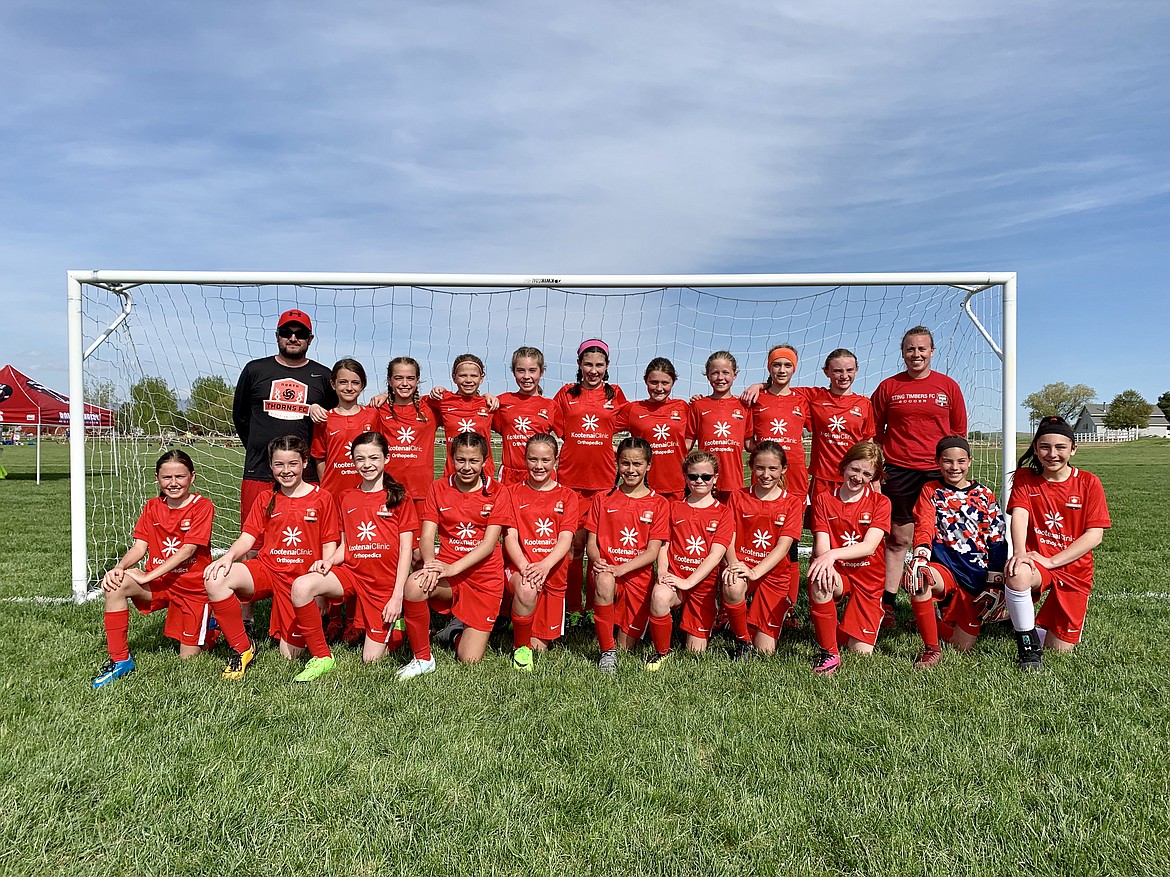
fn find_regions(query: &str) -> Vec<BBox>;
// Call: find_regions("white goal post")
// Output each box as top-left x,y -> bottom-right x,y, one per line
67,270 -> 1016,604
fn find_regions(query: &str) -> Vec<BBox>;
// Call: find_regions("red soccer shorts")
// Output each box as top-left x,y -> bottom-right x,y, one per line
1034,566 -> 1090,645
678,575 -> 719,640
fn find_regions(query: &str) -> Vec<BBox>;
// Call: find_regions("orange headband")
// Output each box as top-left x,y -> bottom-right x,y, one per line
767,346 -> 797,369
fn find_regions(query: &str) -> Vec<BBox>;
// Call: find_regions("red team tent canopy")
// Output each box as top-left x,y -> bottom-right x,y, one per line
0,364 -> 114,483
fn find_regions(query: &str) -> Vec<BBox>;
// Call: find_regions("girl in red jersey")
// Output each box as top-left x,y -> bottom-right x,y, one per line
615,357 -> 692,501
645,451 -> 733,668
288,432 -> 418,681
904,436 -> 1008,669
310,358 -> 378,642
432,354 -> 496,476
806,441 -> 891,676
92,450 -> 216,688
1003,417 -> 1110,671
503,433 -> 579,669
804,349 -> 875,501
721,441 -> 805,659
585,437 -> 669,673
493,346 -> 555,486
204,436 -> 341,681
690,351 -> 752,502
551,339 -> 629,624
398,431 -> 512,676
374,356 -> 441,517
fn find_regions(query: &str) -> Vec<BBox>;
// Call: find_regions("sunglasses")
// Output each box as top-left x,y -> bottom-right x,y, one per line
277,327 -> 311,340
685,472 -> 715,482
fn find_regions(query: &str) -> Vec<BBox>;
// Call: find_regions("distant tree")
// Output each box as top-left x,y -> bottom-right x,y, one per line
84,379 -> 117,410
118,377 -> 181,433
1158,390 -> 1170,421
1103,390 -> 1151,431
185,375 -> 234,434
1023,382 -> 1096,424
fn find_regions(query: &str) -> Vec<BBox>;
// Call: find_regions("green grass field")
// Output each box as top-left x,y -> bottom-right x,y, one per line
0,440 -> 1167,876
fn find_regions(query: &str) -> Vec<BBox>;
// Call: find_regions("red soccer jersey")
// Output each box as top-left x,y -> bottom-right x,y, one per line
374,398 -> 442,500
504,482 -> 580,592
871,370 -> 967,470
805,388 -> 875,484
690,396 -> 753,494
492,392 -> 555,481
551,383 -> 629,490
615,398 -> 693,496
750,389 -> 810,495
663,499 -> 734,585
421,476 -> 511,584
728,487 -> 804,589
132,494 -> 215,595
1007,468 -> 1110,593
336,486 -> 419,588
811,486 -> 891,593
243,485 -> 342,578
436,391 -> 495,475
584,489 -> 670,591
310,406 -> 379,500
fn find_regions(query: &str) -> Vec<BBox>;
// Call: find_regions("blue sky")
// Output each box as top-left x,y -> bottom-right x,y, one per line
2,0 -> 1167,424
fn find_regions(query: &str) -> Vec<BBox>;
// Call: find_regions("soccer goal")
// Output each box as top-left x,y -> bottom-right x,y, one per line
67,271 -> 1016,603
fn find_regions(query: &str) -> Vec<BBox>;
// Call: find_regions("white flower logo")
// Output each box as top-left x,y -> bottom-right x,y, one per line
1044,511 -> 1064,530
581,414 -> 600,431
684,535 -> 706,556
535,517 -> 555,537
769,418 -> 787,436
396,426 -> 416,444
357,521 -> 377,541
282,526 -> 303,547
751,529 -> 773,550
457,418 -> 477,433
619,526 -> 639,547
713,421 -> 732,438
842,530 -> 861,547
456,522 -> 478,540
653,424 -> 672,441
828,415 -> 847,433
514,416 -> 533,434
161,537 -> 181,557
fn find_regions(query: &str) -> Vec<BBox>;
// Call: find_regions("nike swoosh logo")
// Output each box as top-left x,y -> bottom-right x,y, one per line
519,503 -> 531,509
346,508 -> 358,514
439,507 -> 452,512
606,508 -> 618,513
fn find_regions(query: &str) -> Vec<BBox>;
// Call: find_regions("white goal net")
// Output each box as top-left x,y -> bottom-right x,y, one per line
67,271 -> 1016,602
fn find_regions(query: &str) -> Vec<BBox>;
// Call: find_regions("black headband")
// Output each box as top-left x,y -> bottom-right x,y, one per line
1035,417 -> 1075,441
935,435 -> 971,456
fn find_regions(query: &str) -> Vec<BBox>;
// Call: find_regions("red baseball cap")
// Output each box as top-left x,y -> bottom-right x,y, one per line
277,309 -> 313,332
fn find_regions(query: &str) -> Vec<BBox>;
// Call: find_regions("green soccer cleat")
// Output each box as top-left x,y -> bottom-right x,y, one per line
92,657 -> 135,688
294,655 -> 336,683
512,646 -> 534,672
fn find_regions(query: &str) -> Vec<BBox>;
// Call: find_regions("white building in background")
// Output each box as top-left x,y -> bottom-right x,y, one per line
1073,404 -> 1169,440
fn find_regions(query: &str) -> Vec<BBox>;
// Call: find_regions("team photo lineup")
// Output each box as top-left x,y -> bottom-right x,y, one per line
91,306 -> 1110,688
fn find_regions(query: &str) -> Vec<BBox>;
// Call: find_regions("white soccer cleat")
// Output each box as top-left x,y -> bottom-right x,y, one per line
396,656 -> 437,681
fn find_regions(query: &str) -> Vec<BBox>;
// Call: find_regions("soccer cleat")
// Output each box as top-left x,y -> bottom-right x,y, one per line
732,641 -> 757,663
512,645 -> 534,672
293,655 -> 336,683
880,598 -> 897,631
914,646 -> 943,670
324,614 -> 346,644
598,648 -> 618,674
782,614 -> 804,632
812,648 -> 841,677
396,656 -> 437,681
1015,629 -> 1043,672
645,651 -> 671,672
92,657 -> 135,688
222,647 -> 255,681
435,616 -> 465,649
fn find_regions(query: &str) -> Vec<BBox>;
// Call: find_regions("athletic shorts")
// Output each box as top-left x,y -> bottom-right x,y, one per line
1034,566 -> 1091,645
506,570 -> 567,642
131,584 -> 212,647
748,575 -> 795,639
677,576 -> 719,640
498,466 -> 529,486
808,477 -> 840,499
838,573 -> 883,646
936,565 -> 1007,638
448,568 -> 505,633
333,565 -> 396,645
573,488 -> 602,529
615,575 -> 653,639
883,464 -> 941,525
241,559 -> 303,648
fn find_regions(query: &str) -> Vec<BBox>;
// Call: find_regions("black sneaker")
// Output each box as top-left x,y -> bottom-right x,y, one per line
732,641 -> 756,663
1014,629 -> 1043,671
436,617 -> 465,649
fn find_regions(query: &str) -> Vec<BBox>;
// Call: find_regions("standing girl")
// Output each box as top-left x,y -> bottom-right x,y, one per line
493,346 -> 555,486
805,349 -> 875,501
646,451 -> 733,667
720,441 -> 805,659
288,432 -> 418,681
1003,417 -> 1110,670
397,431 -> 512,676
904,435 -> 1008,668
502,433 -> 579,669
806,441 -> 891,676
374,356 -> 441,514
92,451 -> 216,687
584,437 -> 669,673
690,351 -> 752,502
615,357 -> 693,501
204,436 -> 341,680
551,339 -> 629,624
433,354 -> 496,476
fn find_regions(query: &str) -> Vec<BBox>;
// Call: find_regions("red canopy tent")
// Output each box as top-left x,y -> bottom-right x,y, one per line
0,365 -> 114,483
